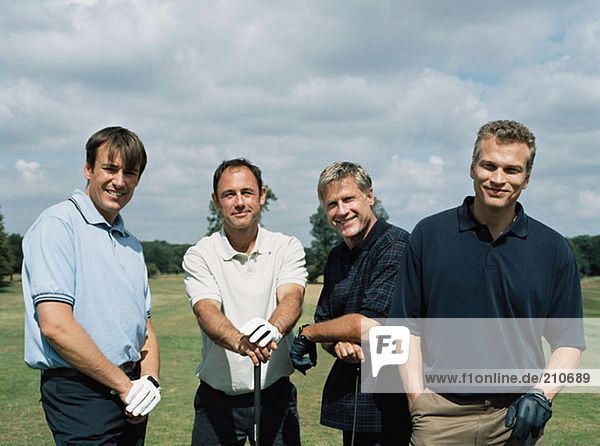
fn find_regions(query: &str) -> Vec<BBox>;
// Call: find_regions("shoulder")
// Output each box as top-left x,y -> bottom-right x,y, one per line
524,215 -> 574,258
260,227 -> 303,251
25,199 -> 77,238
413,206 -> 457,234
381,222 -> 410,243
184,232 -> 222,258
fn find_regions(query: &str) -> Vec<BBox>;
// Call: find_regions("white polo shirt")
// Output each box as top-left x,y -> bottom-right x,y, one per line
183,226 -> 307,395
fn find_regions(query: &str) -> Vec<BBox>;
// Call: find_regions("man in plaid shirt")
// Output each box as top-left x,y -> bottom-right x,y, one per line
290,161 -> 411,445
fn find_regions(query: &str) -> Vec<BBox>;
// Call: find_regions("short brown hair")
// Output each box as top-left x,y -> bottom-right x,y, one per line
472,120 -> 536,174
86,127 -> 147,177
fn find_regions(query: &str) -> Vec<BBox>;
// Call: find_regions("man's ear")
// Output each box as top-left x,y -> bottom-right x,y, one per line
84,162 -> 93,180
366,187 -> 374,206
259,186 -> 267,206
211,192 -> 221,211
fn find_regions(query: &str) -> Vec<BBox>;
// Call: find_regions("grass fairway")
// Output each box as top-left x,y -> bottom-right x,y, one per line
0,275 -> 598,445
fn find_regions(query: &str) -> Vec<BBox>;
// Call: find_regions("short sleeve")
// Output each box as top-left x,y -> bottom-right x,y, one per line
389,228 -> 424,334
544,241 -> 585,350
358,231 -> 408,318
276,237 -> 307,289
314,259 -> 332,323
182,245 -> 222,308
24,215 -> 76,306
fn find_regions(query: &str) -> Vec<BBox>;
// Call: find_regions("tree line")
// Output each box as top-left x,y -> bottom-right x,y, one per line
1,204 -> 600,283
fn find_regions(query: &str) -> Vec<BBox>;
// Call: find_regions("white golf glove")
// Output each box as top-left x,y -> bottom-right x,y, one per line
125,375 -> 161,417
240,317 -> 282,347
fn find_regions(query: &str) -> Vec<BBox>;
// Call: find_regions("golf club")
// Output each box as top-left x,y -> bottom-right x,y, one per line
253,362 -> 261,446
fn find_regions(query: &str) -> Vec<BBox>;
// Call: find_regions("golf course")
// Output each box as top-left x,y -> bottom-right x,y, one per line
1,275 -> 599,445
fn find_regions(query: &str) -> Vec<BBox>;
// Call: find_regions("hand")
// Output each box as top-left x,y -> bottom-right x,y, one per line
289,325 -> 317,374
238,336 -> 273,365
125,375 -> 161,417
334,341 -> 364,364
505,388 -> 552,440
240,317 -> 282,348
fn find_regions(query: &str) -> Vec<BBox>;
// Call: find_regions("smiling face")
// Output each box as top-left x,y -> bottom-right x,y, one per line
213,166 -> 266,233
471,137 -> 530,218
321,176 -> 376,249
84,143 -> 140,224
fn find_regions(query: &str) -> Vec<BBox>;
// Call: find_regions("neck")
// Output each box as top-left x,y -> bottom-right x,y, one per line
344,216 -> 377,249
224,225 -> 259,255
471,201 -> 516,239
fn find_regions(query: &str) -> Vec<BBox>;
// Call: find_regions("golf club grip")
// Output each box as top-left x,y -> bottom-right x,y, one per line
254,363 -> 261,446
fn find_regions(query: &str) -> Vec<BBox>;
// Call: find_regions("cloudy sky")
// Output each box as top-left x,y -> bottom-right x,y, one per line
1,0 -> 599,245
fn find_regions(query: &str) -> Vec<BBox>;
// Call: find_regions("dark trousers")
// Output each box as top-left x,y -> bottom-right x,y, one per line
40,368 -> 146,446
192,377 -> 300,446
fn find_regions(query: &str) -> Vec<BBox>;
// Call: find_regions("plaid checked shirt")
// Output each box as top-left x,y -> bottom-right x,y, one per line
314,219 -> 410,433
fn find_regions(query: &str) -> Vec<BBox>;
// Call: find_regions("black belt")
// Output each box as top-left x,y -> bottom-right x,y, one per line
199,377 -> 291,407
42,361 -> 139,379
439,393 -> 520,407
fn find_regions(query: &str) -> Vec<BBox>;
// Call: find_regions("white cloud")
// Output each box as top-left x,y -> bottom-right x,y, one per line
0,1 -> 598,242
577,190 -> 600,217
15,159 -> 42,182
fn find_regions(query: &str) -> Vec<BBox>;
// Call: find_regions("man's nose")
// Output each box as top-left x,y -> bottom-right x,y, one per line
112,170 -> 125,187
490,169 -> 506,184
234,193 -> 244,207
336,201 -> 349,215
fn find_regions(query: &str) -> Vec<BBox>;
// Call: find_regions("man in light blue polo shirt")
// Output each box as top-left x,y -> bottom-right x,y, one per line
22,126 -> 161,445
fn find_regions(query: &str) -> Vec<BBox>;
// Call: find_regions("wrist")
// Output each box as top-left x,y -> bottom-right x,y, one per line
530,387 -> 552,404
299,324 -> 313,342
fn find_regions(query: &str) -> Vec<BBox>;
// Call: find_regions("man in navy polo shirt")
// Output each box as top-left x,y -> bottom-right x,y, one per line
22,127 -> 160,445
393,120 -> 584,445
290,162 -> 411,445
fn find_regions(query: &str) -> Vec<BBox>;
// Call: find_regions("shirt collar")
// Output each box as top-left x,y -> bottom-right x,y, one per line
217,225 -> 265,260
457,196 -> 528,238
69,189 -> 129,236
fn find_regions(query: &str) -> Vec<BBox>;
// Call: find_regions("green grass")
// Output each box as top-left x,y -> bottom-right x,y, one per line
1,276 -> 599,445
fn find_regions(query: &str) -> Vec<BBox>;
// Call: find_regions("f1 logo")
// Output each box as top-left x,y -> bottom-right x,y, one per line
368,325 -> 411,377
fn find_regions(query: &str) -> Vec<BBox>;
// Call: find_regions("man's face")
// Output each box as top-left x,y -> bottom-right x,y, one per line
213,166 -> 265,232
471,137 -> 530,214
321,176 -> 376,249
85,144 -> 140,224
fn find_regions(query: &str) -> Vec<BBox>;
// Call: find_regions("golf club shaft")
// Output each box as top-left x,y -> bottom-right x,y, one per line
254,362 -> 261,446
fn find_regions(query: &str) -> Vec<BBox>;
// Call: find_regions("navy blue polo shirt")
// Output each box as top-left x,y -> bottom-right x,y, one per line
315,219 -> 410,433
391,197 -> 585,373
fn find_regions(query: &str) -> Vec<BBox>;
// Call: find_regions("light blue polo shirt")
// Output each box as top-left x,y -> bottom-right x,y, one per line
22,189 -> 151,369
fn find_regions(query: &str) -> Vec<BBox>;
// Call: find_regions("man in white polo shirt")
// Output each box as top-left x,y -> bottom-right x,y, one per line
183,158 -> 307,445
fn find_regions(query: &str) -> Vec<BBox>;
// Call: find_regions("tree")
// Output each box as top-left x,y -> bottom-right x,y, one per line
568,235 -> 600,277
205,186 -> 278,236
0,208 -> 12,281
305,197 -> 388,282
141,240 -> 190,275
7,233 -> 23,281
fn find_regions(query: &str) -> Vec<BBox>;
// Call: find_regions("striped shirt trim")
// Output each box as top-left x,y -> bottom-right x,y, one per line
33,293 -> 75,306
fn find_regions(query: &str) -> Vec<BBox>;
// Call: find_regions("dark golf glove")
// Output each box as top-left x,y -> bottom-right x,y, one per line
289,324 -> 317,374
505,388 -> 552,441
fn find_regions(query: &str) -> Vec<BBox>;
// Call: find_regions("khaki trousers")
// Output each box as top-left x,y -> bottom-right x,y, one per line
409,392 -> 544,446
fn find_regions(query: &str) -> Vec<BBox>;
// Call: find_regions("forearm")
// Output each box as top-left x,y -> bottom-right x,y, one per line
270,284 -> 304,336
139,319 -> 160,379
193,299 -> 243,353
400,335 -> 424,406
37,303 -> 131,398
302,313 -> 378,343
539,346 -> 582,400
